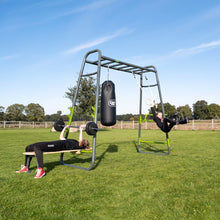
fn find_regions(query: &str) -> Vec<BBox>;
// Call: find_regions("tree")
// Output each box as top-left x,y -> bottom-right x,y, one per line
65,77 -> 96,120
151,102 -> 176,117
122,114 -> 133,121
4,104 -> 25,121
0,106 -> 4,120
25,103 -> 45,122
45,111 -> 66,122
177,105 -> 192,119
193,100 -> 209,119
208,104 -> 220,119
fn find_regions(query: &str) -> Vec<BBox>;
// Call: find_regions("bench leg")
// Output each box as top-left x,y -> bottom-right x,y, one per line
60,153 -> 64,165
26,156 -> 33,173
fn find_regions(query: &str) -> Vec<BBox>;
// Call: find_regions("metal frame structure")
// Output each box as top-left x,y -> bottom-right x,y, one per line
63,49 -> 170,171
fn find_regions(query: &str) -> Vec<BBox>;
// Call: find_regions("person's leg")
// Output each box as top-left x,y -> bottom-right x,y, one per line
179,119 -> 187,124
165,117 -> 177,124
24,144 -> 35,167
16,144 -> 35,173
162,118 -> 176,133
33,145 -> 44,168
33,143 -> 50,178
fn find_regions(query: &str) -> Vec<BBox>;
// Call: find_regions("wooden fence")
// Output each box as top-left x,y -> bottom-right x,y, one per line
0,120 -> 220,131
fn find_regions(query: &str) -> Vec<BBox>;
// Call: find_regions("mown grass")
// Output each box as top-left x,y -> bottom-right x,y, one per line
0,128 -> 219,219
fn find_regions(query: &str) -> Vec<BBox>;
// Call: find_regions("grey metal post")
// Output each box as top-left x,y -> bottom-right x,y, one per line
153,66 -> 170,154
61,49 -> 102,170
88,49 -> 102,170
138,73 -> 143,152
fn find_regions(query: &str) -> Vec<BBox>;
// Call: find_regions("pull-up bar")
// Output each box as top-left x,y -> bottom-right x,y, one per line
85,53 -> 156,75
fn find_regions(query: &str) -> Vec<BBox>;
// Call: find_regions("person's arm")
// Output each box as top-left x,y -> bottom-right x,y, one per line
59,125 -> 69,140
149,103 -> 157,120
78,125 -> 84,147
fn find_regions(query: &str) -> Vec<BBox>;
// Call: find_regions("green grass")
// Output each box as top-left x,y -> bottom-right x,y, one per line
0,128 -> 219,219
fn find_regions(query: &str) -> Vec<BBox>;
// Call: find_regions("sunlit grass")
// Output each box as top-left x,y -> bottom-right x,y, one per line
0,128 -> 219,219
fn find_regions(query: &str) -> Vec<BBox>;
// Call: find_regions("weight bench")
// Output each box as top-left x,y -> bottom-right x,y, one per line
23,149 -> 90,172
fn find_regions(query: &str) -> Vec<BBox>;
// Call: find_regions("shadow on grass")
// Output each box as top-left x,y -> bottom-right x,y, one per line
135,142 -> 168,154
29,140 -> 169,173
30,143 -> 119,173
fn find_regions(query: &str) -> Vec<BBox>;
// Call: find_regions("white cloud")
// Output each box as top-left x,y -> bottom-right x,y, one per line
63,28 -> 134,55
127,39 -> 220,66
200,4 -> 220,21
172,40 -> 220,56
50,0 -> 116,20
0,54 -> 19,60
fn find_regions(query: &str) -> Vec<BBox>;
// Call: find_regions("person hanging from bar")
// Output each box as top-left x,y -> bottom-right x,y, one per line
149,103 -> 189,133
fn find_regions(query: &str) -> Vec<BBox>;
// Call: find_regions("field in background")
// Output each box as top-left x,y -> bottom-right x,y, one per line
1,119 -> 220,130
0,128 -> 219,219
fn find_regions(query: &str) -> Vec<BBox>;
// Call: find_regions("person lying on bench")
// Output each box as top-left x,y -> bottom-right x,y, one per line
16,125 -> 90,178
150,103 -> 189,133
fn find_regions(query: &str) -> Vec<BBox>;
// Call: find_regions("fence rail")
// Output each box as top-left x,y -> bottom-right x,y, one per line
0,120 -> 220,131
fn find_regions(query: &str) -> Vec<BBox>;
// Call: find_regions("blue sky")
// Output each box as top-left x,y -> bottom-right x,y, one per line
1,0 -> 220,115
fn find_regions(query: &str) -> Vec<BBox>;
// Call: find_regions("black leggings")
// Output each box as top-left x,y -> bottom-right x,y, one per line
25,142 -> 65,168
162,118 -> 187,133
162,118 -> 176,133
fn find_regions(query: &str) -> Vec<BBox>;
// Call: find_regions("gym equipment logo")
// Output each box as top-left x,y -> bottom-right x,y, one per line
108,99 -> 116,107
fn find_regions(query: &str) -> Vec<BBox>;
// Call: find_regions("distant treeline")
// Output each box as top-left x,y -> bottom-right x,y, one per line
1,100 -> 220,122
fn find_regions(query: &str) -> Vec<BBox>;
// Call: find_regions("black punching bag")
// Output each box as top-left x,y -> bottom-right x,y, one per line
101,80 -> 116,126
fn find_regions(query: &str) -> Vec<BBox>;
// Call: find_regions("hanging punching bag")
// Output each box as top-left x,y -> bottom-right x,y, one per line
101,80 -> 116,126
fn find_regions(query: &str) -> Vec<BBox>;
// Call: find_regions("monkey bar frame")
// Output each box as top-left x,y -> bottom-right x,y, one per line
63,49 -> 170,171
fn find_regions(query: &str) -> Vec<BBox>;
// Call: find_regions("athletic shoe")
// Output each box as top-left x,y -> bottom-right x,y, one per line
16,165 -> 29,173
34,168 -> 45,179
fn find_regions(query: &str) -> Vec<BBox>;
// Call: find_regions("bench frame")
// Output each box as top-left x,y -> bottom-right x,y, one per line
23,150 -> 85,172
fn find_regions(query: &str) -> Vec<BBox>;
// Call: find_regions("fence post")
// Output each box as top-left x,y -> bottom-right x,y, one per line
212,119 -> 214,131
121,121 -> 123,129
4,121 -> 6,129
33,122 -> 35,128
133,120 -> 134,129
192,119 -> 195,130
19,121 -> 21,129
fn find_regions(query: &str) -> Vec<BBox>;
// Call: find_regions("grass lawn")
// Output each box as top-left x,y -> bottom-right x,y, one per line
0,128 -> 219,219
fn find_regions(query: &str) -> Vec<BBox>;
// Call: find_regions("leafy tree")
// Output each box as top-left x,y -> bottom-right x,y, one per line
208,104 -> 220,119
4,104 -> 25,121
0,106 -> 4,120
150,102 -> 176,117
193,100 -> 209,119
45,111 -> 68,122
134,115 -> 139,121
25,103 -> 45,122
122,114 -> 133,121
57,111 -> 62,117
65,77 -> 96,120
177,105 -> 192,119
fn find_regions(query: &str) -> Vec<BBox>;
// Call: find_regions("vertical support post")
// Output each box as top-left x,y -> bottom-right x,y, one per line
137,73 -> 143,152
212,119 -> 214,131
61,49 -> 102,171
154,67 -> 165,117
138,67 -> 170,155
